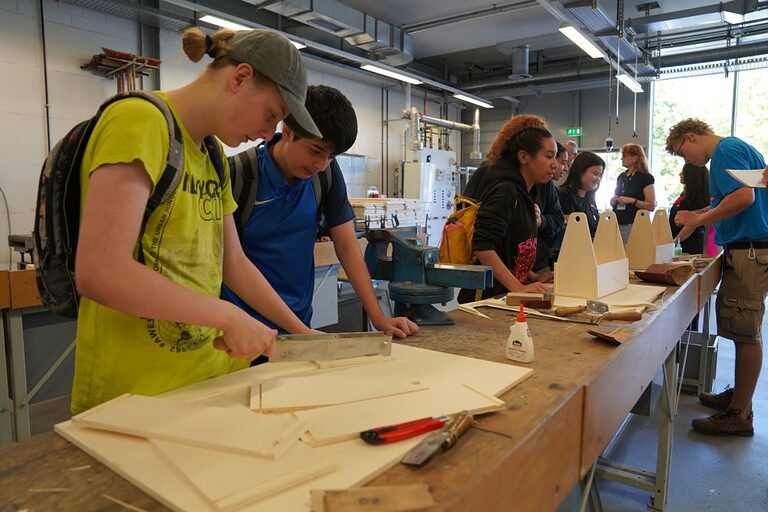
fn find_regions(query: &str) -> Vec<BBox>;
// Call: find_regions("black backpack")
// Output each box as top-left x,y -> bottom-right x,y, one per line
33,91 -> 225,318
228,144 -> 332,234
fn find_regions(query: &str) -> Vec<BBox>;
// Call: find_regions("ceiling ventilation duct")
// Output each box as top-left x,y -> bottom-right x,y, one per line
506,44 -> 532,80
248,0 -> 414,66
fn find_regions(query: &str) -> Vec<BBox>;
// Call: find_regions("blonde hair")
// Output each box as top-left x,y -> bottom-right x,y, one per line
665,118 -> 715,154
486,114 -> 547,165
620,143 -> 649,174
182,27 -> 236,63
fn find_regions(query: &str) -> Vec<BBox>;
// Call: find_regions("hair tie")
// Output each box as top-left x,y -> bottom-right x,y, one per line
205,34 -> 217,58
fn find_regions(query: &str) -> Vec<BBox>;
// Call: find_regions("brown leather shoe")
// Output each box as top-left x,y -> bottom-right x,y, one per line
699,386 -> 733,411
692,408 -> 754,437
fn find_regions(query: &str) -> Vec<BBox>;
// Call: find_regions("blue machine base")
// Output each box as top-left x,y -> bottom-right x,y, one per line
394,302 -> 455,326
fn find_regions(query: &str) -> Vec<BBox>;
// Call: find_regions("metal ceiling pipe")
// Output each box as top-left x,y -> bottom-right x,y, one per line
471,108 -> 482,160
649,40 -> 768,70
463,39 -> 768,94
460,62 -> 609,90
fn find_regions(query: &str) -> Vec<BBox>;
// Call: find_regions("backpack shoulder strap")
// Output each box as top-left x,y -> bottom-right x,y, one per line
311,160 -> 334,210
229,146 -> 260,233
99,91 -> 183,265
203,136 -> 226,184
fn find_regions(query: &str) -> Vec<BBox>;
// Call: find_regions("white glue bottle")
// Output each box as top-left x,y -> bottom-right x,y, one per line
506,305 -> 534,363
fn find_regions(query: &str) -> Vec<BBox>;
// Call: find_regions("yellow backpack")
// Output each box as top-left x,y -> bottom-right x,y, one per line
438,195 -> 481,264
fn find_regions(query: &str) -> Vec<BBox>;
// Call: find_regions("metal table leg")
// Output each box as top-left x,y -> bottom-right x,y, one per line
696,297 -> 712,396
0,313 -> 12,446
5,308 -> 76,442
596,344 -> 678,511
6,309 -> 30,441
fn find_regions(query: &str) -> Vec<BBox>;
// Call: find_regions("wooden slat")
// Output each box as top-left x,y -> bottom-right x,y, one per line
9,269 -> 41,309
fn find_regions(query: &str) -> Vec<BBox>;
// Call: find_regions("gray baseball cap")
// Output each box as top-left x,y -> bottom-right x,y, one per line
225,30 -> 322,140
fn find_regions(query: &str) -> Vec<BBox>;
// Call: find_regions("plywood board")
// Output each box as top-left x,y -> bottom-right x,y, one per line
652,210 -> 674,245
554,283 -> 666,312
593,211 -> 627,264
297,384 -> 505,446
56,344 -> 532,512
253,375 -> 429,413
151,439 -> 335,511
73,394 -> 305,459
55,422 -> 216,512
626,210 -> 674,270
56,420 -> 424,512
162,344 -> 529,409
306,344 -> 532,400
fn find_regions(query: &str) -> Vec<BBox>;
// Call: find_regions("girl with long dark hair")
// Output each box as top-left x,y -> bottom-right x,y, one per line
558,151 -> 605,237
458,124 -> 559,302
669,163 -> 710,254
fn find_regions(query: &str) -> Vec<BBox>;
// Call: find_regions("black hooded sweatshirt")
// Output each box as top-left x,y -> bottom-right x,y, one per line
458,158 -> 539,302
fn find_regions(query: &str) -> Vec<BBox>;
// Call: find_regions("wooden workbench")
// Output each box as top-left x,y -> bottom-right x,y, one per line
0,261 -> 718,512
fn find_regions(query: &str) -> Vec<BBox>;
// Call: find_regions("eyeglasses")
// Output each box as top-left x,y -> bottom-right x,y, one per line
674,138 -> 687,158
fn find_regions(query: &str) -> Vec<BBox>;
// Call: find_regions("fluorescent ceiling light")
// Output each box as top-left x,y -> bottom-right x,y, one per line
559,25 -> 603,59
200,15 -> 306,50
453,93 -> 494,109
200,14 -> 250,31
361,64 -> 422,84
617,74 -> 644,93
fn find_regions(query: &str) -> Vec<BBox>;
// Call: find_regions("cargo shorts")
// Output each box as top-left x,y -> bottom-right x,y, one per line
716,246 -> 768,344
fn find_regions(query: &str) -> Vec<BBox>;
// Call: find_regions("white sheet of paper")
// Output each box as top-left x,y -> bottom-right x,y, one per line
726,169 -> 766,188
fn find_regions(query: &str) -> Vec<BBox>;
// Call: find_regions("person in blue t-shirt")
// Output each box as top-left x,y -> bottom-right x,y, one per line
666,118 -> 768,437
222,85 -> 417,340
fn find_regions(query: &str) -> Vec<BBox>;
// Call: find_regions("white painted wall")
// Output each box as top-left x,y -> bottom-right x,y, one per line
0,0 -> 137,268
0,0 -> 409,267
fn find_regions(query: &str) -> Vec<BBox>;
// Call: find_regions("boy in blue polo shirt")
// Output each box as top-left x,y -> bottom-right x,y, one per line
666,118 -> 768,436
222,85 -> 418,339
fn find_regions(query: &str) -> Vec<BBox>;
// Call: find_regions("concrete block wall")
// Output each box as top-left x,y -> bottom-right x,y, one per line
0,0 -> 138,267
0,1 -> 421,267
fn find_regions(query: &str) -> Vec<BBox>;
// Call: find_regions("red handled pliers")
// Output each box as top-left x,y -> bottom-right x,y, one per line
360,415 -> 451,445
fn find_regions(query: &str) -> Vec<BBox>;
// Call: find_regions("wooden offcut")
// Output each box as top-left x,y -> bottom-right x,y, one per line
310,484 -> 435,512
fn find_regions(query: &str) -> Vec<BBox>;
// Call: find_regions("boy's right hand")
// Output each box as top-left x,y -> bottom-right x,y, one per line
214,308 -> 276,360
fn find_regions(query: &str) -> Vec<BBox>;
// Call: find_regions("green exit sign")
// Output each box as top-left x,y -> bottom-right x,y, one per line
566,127 -> 582,136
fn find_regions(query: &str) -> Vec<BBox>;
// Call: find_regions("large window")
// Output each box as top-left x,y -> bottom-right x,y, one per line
592,151 -> 624,212
733,67 -> 768,155
650,73 -> 735,206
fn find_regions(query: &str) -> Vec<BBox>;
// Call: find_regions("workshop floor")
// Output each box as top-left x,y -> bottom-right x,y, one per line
559,300 -> 768,512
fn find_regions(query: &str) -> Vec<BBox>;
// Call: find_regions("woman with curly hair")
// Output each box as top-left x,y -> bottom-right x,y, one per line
611,143 -> 657,243
467,115 -> 564,276
458,120 -> 560,302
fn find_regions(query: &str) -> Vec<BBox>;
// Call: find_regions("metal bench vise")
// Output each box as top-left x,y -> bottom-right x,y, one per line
364,229 -> 493,325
